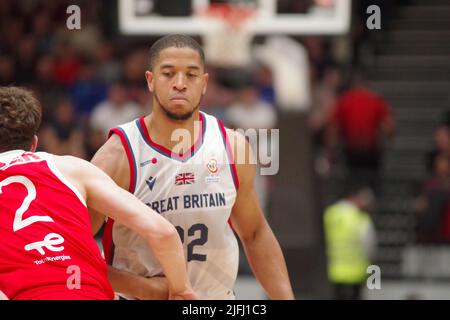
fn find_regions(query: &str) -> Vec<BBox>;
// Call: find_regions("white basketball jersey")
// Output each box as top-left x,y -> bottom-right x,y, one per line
105,112 -> 239,300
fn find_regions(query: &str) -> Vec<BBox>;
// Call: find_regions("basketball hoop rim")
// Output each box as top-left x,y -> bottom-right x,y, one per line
197,3 -> 256,28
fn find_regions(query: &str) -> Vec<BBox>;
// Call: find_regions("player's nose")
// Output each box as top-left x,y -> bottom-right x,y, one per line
173,73 -> 187,91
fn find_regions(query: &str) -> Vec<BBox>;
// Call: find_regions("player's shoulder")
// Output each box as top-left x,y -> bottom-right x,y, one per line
224,128 -> 255,163
222,127 -> 256,189
90,133 -> 131,189
91,134 -> 128,166
53,154 -> 94,176
103,132 -> 128,153
50,154 -> 93,193
225,127 -> 246,147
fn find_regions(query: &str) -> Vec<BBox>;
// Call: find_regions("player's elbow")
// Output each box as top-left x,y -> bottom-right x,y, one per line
239,220 -> 271,245
239,225 -> 262,244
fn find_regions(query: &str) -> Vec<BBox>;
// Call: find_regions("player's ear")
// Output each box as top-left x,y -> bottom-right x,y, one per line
202,73 -> 209,96
30,135 -> 38,152
145,71 -> 154,93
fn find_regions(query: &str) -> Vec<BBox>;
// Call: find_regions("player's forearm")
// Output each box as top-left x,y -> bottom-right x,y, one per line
112,210 -> 191,296
107,265 -> 140,298
242,225 -> 294,300
107,265 -> 168,299
144,229 -> 191,295
91,182 -> 191,296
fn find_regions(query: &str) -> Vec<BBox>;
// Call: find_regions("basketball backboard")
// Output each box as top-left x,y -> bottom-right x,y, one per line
119,0 -> 351,35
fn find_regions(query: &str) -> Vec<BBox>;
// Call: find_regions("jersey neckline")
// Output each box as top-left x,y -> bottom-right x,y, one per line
136,112 -> 206,162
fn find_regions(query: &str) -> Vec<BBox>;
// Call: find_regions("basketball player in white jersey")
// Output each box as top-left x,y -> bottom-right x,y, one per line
90,35 -> 294,300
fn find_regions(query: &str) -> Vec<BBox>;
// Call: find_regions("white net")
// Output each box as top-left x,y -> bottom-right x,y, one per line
202,24 -> 253,68
201,4 -> 254,68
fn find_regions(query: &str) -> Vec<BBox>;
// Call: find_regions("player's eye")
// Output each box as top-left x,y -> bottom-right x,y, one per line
162,72 -> 173,77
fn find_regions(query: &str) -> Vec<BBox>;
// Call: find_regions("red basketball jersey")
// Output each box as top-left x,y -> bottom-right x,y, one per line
0,150 -> 114,300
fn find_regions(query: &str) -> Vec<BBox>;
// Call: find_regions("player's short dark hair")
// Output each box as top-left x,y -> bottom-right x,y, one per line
149,34 -> 205,71
0,87 -> 42,153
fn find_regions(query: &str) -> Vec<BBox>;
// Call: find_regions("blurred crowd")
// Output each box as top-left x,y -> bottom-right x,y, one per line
415,116 -> 450,244
0,0 -> 380,159
0,0 -> 152,160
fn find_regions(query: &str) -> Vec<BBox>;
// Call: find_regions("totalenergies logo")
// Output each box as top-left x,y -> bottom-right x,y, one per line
206,159 -> 219,174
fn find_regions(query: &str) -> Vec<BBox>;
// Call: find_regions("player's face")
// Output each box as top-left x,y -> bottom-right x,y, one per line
145,47 -> 208,121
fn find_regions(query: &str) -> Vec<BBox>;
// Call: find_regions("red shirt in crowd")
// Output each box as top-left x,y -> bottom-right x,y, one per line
332,86 -> 392,151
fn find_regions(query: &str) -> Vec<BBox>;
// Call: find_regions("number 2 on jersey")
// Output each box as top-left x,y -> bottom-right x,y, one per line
0,175 -> 65,255
175,223 -> 208,262
0,176 -> 54,231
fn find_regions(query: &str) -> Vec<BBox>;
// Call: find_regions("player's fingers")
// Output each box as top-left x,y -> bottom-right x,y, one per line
169,291 -> 199,300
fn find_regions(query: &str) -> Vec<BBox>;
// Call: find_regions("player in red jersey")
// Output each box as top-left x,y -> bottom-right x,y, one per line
0,86 -> 196,300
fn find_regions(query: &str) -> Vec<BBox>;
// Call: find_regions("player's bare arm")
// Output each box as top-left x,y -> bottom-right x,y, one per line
55,155 -> 196,299
107,268 -> 169,300
90,135 -> 171,299
227,129 -> 295,300
89,134 -> 130,235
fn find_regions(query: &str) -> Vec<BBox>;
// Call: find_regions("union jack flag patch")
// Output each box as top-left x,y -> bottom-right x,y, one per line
175,172 -> 195,185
